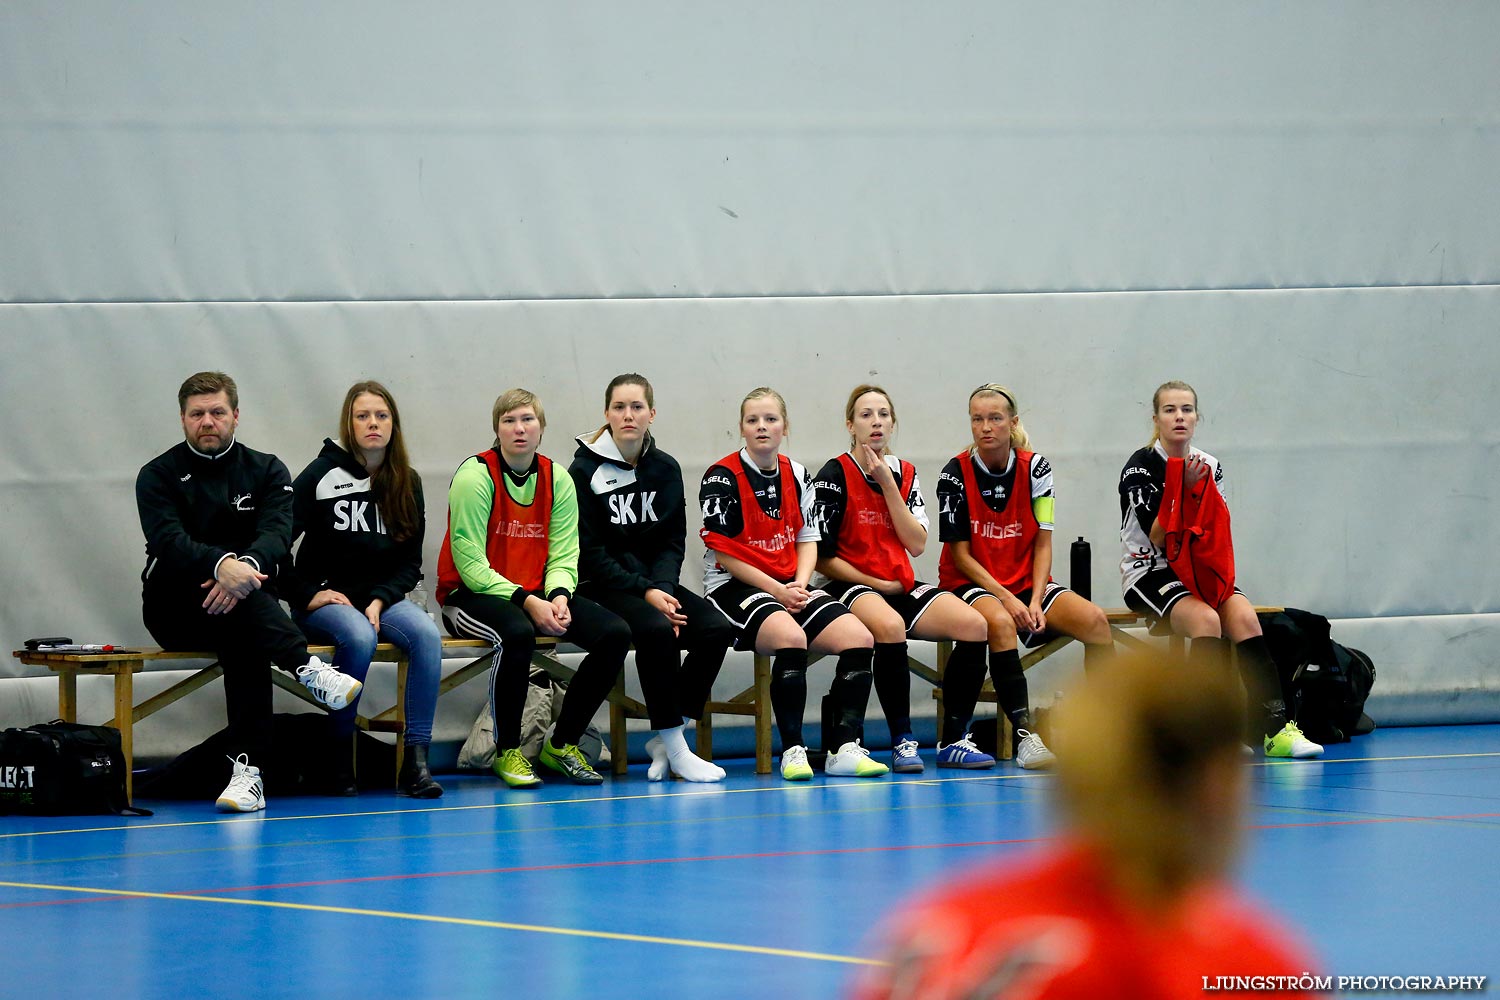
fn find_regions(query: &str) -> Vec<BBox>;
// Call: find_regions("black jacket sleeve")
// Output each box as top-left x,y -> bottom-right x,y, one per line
645,455 -> 687,592
136,457 -> 228,582
370,473 -> 424,609
279,458 -> 324,613
569,458 -> 656,595
239,453 -> 295,579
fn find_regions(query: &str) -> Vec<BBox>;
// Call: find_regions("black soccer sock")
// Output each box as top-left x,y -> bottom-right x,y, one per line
1083,640 -> 1114,674
1190,636 -> 1230,672
989,647 -> 1032,733
827,647 -> 875,749
939,640 -> 988,745
1236,635 -> 1289,737
872,641 -> 912,741
769,648 -> 809,749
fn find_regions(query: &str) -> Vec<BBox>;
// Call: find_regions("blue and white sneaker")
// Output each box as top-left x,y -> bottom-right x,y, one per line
891,735 -> 924,773
936,733 -> 996,770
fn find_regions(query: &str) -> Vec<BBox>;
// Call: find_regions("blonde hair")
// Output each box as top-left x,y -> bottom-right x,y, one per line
1054,652 -> 1245,900
844,384 -> 897,448
1147,380 -> 1199,447
969,383 -> 1031,451
491,388 -> 545,447
740,387 -> 790,433
588,372 -> 655,445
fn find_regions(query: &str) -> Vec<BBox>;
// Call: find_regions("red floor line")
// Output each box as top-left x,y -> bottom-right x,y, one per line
4,810 -> 1496,912
189,836 -> 1045,894
1254,810 -> 1500,830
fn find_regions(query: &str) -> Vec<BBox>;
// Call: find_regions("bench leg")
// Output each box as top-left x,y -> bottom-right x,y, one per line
114,668 -> 135,804
696,713 -> 713,761
58,669 -> 78,724
609,673 -> 629,776
754,654 -> 772,774
393,657 -> 409,786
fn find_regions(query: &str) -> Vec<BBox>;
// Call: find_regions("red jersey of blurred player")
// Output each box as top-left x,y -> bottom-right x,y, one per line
851,655 -> 1322,1000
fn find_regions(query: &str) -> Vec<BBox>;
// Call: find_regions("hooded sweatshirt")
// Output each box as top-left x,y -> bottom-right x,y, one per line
281,438 -> 425,613
568,430 -> 687,595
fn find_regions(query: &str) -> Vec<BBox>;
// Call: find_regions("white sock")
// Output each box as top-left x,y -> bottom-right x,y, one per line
680,717 -> 725,778
645,734 -> 670,782
659,725 -> 723,783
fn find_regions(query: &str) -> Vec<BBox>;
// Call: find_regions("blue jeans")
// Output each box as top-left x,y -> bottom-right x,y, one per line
298,599 -> 440,745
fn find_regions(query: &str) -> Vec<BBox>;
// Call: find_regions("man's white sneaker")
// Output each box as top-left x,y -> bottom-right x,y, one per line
216,754 -> 266,812
1014,729 -> 1057,770
296,656 -> 362,710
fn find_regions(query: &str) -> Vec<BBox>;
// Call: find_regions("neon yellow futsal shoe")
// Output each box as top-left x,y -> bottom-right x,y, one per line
780,745 -> 814,781
1264,721 -> 1323,759
493,747 -> 542,788
825,740 -> 890,777
539,740 -> 605,785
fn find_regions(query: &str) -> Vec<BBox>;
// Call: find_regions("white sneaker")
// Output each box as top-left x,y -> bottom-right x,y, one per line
824,740 -> 890,778
1014,729 -> 1056,770
781,745 -> 814,781
216,754 -> 266,812
296,656 -> 362,710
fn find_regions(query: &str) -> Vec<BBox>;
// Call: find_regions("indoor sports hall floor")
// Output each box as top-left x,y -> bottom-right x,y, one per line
3,724 -> 1496,998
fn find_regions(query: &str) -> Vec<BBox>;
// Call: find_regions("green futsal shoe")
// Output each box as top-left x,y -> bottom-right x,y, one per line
780,745 -> 814,781
493,747 -> 542,788
1264,721 -> 1324,759
539,740 -> 605,785
824,740 -> 890,777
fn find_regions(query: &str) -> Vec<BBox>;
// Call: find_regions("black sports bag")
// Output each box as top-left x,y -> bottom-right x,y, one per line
0,721 -> 151,816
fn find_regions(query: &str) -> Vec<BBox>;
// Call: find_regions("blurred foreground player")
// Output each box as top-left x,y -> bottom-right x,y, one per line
851,653 -> 1321,999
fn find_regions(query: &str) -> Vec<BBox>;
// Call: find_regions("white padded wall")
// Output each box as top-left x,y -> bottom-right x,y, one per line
3,3 -> 1497,302
2,3 -> 1496,736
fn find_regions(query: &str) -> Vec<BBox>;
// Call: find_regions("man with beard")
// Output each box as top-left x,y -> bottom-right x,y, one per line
136,371 -> 361,811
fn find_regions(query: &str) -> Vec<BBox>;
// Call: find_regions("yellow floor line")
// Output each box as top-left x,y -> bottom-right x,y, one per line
0,879 -> 883,966
1,750 -> 1491,842
0,769 -> 1049,840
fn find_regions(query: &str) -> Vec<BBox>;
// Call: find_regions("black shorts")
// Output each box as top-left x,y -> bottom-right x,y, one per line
1124,568 -> 1244,621
705,580 -> 852,651
821,579 -> 947,633
949,580 -> 1069,649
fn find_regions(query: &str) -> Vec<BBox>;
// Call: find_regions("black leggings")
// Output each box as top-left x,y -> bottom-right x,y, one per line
144,588 -> 310,766
580,585 -> 736,729
442,586 -> 631,749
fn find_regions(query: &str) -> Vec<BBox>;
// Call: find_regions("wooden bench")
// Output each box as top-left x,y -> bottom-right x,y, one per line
926,606 -> 1284,757
15,605 -> 1276,796
13,636 -> 643,800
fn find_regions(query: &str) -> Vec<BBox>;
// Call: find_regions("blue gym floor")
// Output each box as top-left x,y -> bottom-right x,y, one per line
2,724 -> 1496,999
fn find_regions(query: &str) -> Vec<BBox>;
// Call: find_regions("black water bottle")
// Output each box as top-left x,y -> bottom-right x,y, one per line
1070,536 -> 1091,602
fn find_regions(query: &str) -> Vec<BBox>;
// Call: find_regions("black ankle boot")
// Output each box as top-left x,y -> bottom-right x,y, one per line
398,743 -> 443,798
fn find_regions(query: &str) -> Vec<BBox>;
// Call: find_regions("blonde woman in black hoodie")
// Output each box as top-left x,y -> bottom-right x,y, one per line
285,381 -> 443,797
569,373 -> 735,782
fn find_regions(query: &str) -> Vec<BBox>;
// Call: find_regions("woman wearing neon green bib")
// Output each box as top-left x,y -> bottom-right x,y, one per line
437,388 -> 631,787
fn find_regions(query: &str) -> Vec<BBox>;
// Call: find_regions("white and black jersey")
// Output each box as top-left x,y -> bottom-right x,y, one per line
935,449 -> 1055,544
808,452 -> 929,558
282,438 -> 426,614
568,431 -> 688,596
699,448 -> 818,594
1118,443 -> 1227,592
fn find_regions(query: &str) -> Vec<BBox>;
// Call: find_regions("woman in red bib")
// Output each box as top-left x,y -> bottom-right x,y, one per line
936,385 -> 1112,770
809,384 -> 991,774
701,387 -> 886,781
437,388 -> 632,788
1118,381 -> 1320,759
